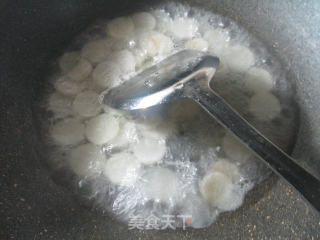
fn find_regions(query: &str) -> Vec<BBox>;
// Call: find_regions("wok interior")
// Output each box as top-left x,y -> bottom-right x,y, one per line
2,0 -> 320,238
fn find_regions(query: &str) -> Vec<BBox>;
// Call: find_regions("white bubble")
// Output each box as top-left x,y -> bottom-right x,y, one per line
107,17 -> 134,39
85,113 -> 120,145
50,118 -> 85,145
249,92 -> 281,121
103,152 -> 141,186
169,17 -> 198,39
142,168 -> 179,203
73,91 -> 101,117
69,143 -> 105,176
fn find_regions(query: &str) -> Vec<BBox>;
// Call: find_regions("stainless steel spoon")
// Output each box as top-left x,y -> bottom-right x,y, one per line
102,50 -> 320,211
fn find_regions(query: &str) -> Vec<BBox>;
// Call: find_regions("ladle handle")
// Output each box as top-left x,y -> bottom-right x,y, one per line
190,81 -> 320,212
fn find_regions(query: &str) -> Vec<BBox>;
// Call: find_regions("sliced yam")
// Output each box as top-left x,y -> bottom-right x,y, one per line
103,152 -> 141,186
48,92 -> 73,117
107,17 -> 134,39
132,127 -> 166,165
67,59 -> 92,82
112,50 -> 136,74
85,113 -> 120,145
249,92 -> 281,121
199,171 -> 233,208
138,31 -> 173,57
210,159 -> 241,183
69,143 -> 105,176
224,45 -> 255,72
92,61 -> 122,89
73,91 -> 101,117
59,51 -> 80,73
203,29 -> 230,56
81,40 -> 111,64
243,67 -> 273,93
54,76 -> 82,96
131,48 -> 149,67
110,120 -> 138,148
152,9 -> 171,33
132,12 -> 156,31
185,38 -> 209,52
50,118 -> 85,146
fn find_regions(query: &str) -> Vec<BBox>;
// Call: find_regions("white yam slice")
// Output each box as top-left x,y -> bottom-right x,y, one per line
203,29 -> 230,56
85,113 -> 120,145
133,129 -> 166,165
73,91 -> 101,117
131,48 -> 149,67
103,152 -> 141,185
107,17 -> 134,39
138,31 -> 173,57
199,171 -> 233,208
69,143 -> 105,176
59,51 -> 80,73
132,12 -> 156,31
185,38 -> 209,52
81,40 -> 110,64
50,118 -> 85,146
92,61 -> 122,89
249,92 -> 281,121
67,58 -> 92,81
152,9 -> 171,33
210,159 -> 241,183
48,92 -> 73,117
110,120 -> 138,148
243,67 -> 273,93
112,50 -> 136,74
54,76 -> 82,96
224,45 -> 255,72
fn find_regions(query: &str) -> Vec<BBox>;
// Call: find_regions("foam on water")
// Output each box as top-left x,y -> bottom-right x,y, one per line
37,2 -> 299,229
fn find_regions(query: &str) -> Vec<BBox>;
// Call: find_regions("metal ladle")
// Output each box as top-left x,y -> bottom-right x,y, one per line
102,50 -> 320,211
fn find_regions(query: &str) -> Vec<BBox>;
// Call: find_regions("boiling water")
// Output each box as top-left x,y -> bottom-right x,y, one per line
38,2 -> 298,229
